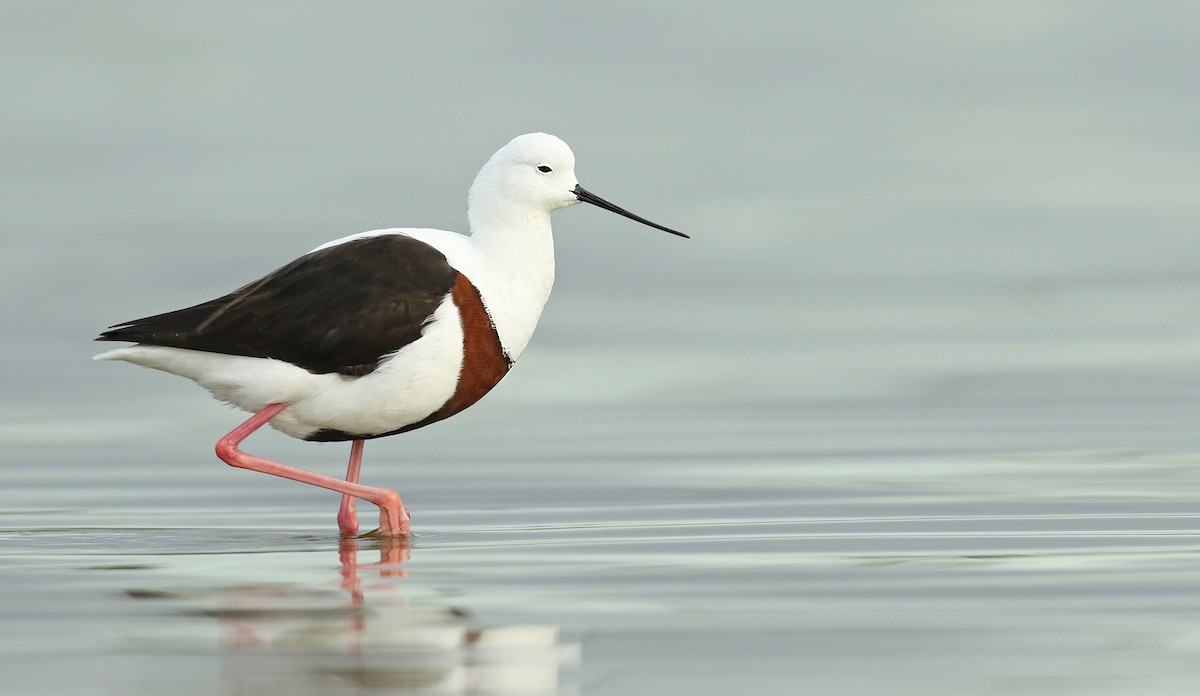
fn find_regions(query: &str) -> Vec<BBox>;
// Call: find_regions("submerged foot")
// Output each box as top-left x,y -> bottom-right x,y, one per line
370,489 -> 410,537
337,494 -> 359,536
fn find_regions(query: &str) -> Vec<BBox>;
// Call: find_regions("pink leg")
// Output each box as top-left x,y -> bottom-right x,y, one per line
215,403 -> 410,537
337,440 -> 365,536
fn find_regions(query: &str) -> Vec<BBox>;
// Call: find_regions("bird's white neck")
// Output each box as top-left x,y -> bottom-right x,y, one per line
463,197 -> 557,362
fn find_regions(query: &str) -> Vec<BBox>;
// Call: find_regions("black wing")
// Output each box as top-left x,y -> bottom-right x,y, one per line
96,234 -> 459,376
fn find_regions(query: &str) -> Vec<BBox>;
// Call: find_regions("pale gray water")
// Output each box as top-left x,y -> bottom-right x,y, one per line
3,3 -> 1200,694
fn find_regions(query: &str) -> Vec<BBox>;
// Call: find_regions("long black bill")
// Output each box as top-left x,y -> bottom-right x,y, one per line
573,184 -> 690,238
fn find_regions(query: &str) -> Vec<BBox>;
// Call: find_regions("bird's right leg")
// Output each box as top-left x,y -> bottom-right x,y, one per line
337,440 -> 365,536
215,403 -> 410,536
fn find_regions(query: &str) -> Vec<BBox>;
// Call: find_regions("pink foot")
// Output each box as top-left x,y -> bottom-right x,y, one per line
372,489 -> 411,537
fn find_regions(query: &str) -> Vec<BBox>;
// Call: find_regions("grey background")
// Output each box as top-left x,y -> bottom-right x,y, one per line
3,3 -> 1200,695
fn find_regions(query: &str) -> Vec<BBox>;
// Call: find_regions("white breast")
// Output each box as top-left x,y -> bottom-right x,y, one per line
404,229 -> 555,362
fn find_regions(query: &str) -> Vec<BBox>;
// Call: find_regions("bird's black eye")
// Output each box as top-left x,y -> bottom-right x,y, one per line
537,165 -> 552,173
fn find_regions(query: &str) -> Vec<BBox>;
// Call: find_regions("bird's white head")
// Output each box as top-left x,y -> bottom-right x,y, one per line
468,133 -> 580,227
467,132 -> 689,239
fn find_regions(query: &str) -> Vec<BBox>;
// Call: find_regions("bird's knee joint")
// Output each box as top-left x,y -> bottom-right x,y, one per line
214,438 -> 240,464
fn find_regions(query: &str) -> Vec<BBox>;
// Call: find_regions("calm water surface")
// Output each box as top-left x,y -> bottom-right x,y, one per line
4,3 -> 1200,695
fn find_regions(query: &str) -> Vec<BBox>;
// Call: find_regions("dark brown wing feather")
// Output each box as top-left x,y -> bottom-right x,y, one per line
96,234 -> 459,376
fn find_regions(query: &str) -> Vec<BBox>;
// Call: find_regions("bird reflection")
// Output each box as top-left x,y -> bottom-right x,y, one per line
338,534 -> 410,599
124,535 -> 577,695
